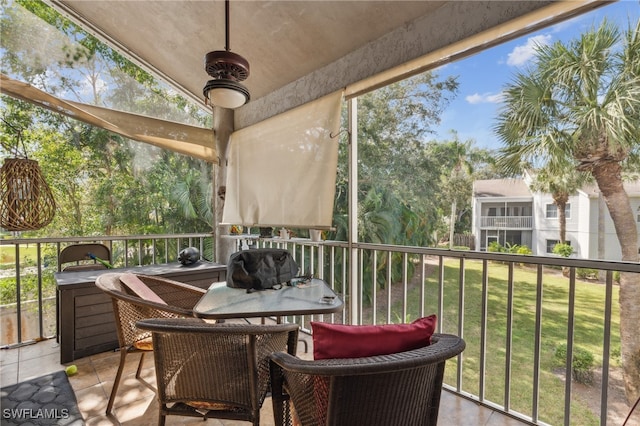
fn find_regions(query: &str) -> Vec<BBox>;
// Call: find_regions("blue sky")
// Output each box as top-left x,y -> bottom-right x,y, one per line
431,0 -> 640,151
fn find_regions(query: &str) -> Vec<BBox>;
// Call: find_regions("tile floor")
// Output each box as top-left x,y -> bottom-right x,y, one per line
1,325 -> 525,426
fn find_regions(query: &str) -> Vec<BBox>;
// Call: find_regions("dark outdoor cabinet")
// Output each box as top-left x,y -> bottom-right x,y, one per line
55,262 -> 226,363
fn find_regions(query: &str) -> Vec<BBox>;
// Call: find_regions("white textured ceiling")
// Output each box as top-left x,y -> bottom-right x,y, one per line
45,1 -> 603,123
48,1 -> 442,102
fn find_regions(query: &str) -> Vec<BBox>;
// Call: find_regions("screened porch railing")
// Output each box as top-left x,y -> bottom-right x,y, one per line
2,234 -> 639,425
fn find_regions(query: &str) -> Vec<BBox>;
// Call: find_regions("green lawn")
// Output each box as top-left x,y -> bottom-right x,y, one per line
0,244 -> 39,269
0,244 -> 57,304
392,259 -> 620,425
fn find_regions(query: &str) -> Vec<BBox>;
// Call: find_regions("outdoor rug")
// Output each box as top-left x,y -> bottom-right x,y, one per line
1,370 -> 83,425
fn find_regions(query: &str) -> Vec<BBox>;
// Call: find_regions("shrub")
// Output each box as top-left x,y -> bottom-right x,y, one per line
514,245 -> 532,255
487,241 -> 532,262
499,242 -> 532,256
0,271 -> 57,305
576,268 -> 598,280
0,250 -> 13,264
488,241 -> 503,253
555,343 -> 595,384
611,347 -> 621,365
552,243 -> 573,258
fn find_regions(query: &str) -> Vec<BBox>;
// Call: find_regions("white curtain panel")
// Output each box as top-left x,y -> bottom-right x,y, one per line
222,90 -> 343,229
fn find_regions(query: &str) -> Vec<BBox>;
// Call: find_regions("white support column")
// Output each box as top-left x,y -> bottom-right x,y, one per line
214,107 -> 236,264
348,97 -> 359,325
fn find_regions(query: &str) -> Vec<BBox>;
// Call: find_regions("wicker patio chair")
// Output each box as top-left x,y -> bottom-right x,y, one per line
136,317 -> 299,426
95,272 -> 207,415
269,333 -> 465,426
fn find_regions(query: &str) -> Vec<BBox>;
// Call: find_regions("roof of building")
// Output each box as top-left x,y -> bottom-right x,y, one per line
474,176 -> 640,198
473,179 -> 532,198
580,179 -> 640,197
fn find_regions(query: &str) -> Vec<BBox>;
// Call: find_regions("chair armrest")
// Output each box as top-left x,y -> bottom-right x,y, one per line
269,333 -> 465,376
127,297 -> 196,317
136,274 -> 207,295
137,317 -> 299,336
135,274 -> 206,310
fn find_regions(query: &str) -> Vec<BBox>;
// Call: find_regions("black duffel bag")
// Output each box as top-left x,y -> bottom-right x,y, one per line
227,248 -> 300,291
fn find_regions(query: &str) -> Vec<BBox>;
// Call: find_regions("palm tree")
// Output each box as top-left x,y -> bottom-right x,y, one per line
494,20 -> 640,403
529,166 -> 590,245
529,166 -> 590,276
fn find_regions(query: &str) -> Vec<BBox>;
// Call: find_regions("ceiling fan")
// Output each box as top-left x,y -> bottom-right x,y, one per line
203,0 -> 250,109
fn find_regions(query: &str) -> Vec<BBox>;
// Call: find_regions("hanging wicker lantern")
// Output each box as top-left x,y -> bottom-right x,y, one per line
0,158 -> 56,231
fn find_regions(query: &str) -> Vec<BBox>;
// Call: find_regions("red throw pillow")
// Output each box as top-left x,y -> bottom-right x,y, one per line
311,315 -> 437,360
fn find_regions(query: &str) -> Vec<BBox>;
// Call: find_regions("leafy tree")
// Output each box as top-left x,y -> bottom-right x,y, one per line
330,72 -> 460,302
1,0 -> 214,241
170,161 -> 214,232
425,133 -> 497,243
494,19 -> 640,403
343,72 -> 459,245
32,123 -> 88,235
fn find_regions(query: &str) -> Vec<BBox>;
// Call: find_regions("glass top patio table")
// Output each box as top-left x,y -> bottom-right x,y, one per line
193,278 -> 343,320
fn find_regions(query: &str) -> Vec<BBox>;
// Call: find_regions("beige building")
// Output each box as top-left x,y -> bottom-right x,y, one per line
472,175 -> 640,261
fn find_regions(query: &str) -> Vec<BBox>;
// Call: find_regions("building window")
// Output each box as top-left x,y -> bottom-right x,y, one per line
547,239 -> 571,253
546,203 -> 571,219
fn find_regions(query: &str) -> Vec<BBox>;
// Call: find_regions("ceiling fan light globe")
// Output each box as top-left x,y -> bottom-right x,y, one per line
203,79 -> 250,109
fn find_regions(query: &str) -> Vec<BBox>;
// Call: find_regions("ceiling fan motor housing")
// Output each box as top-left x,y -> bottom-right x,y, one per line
205,50 -> 250,81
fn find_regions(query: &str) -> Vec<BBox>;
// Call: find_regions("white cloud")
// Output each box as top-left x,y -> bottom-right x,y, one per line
506,34 -> 552,66
465,92 -> 504,104
466,94 -> 483,104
